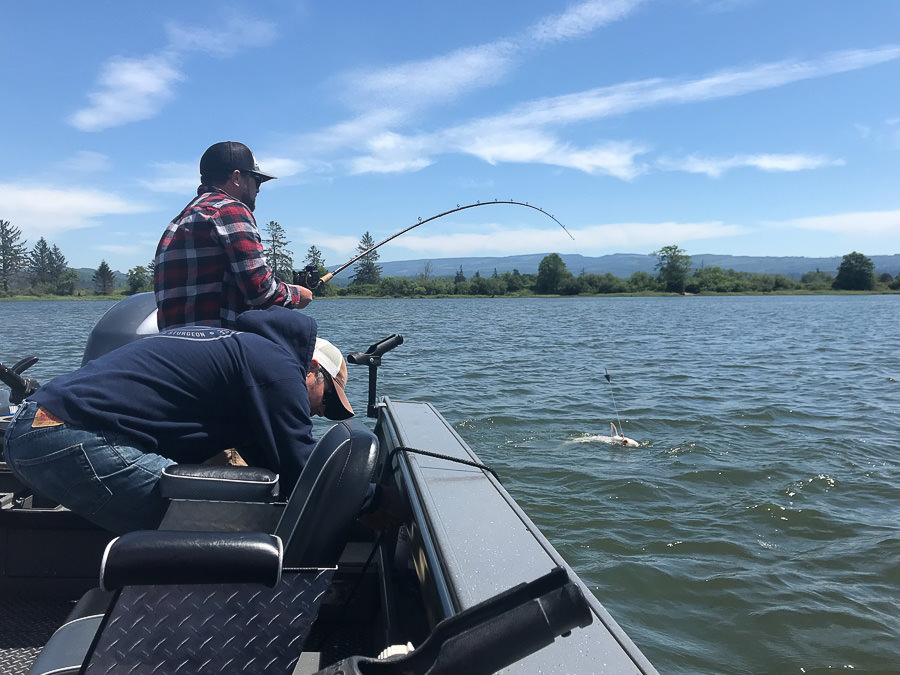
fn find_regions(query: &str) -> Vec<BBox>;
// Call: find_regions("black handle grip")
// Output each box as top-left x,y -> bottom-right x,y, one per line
347,334 -> 403,365
0,356 -> 40,405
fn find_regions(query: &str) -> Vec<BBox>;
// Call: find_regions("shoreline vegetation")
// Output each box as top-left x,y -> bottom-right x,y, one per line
2,230 -> 897,301
2,287 -> 898,303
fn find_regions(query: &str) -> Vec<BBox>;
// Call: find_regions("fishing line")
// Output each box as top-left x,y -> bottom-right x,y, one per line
295,200 -> 573,288
604,368 -> 626,436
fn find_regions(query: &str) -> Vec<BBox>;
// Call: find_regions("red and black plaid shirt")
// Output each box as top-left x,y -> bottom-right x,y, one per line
154,187 -> 303,330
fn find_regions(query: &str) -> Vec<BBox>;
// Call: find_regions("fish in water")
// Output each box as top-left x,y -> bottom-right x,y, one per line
573,423 -> 641,447
610,422 -> 640,447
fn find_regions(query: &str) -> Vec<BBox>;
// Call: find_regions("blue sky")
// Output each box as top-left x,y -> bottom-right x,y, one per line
2,1 -> 898,273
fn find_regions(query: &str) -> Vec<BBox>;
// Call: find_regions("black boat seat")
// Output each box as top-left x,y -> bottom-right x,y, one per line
275,419 -> 379,567
98,530 -> 283,590
27,421 -> 378,674
27,530 -> 335,675
160,464 -> 280,501
160,419 -> 380,568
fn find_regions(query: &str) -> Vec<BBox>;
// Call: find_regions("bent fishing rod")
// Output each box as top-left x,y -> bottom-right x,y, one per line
294,200 -> 574,289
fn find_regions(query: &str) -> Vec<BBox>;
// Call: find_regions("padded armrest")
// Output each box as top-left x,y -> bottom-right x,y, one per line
160,464 -> 279,501
100,530 -> 283,591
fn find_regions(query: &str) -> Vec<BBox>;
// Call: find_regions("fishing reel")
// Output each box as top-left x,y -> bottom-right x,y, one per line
293,265 -> 322,290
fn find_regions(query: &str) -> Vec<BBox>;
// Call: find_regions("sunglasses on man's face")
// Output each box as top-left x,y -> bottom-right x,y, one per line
241,171 -> 262,188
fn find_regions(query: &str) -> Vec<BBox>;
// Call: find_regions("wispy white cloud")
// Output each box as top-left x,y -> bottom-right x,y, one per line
340,0 -> 646,112
461,46 -> 900,132
315,219 -> 747,259
656,153 -> 844,177
460,132 -> 649,179
529,0 -> 647,43
767,209 -> 900,235
257,156 -> 307,180
0,183 -> 150,238
294,228 -> 362,261
337,45 -> 900,176
69,54 -> 183,132
138,162 -> 198,194
344,130 -> 438,174
53,151 -> 112,174
312,0 -> 646,162
70,15 -> 277,132
342,42 -> 517,110
163,17 -> 276,57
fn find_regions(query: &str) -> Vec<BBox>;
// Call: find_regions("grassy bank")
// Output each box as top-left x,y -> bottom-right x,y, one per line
0,293 -> 129,302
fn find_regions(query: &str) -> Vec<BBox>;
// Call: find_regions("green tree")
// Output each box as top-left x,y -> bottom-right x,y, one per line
578,272 -> 626,294
28,237 -> 55,288
0,219 -> 28,292
800,269 -> 833,289
773,274 -> 797,291
126,265 -> 151,295
653,245 -> 692,293
262,220 -> 293,282
93,260 -> 116,295
49,244 -> 68,280
535,253 -> 572,294
304,245 -> 325,269
55,269 -> 78,296
832,251 -> 875,291
627,270 -> 658,292
351,231 -> 381,285
302,245 -> 333,296
470,275 -> 506,296
454,266 -> 466,284
46,245 -> 73,295
502,269 -> 525,293
423,277 -> 454,295
691,266 -> 736,293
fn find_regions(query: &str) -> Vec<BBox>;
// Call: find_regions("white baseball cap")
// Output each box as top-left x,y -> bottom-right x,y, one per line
313,338 -> 353,420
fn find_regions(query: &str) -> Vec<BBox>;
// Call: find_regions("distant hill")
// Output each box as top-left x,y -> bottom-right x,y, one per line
346,253 -> 900,284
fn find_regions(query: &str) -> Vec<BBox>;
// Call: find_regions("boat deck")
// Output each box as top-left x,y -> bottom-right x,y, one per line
0,596 -> 74,675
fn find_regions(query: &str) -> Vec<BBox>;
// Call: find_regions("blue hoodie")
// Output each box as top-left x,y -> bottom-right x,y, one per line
30,306 -> 318,491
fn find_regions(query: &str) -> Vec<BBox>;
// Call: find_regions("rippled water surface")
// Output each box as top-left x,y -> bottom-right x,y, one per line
2,295 -> 899,674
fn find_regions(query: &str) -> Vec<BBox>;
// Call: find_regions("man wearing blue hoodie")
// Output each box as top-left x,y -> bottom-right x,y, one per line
2,306 -> 352,534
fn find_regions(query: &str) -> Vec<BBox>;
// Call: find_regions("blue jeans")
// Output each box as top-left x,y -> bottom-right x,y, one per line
3,401 -> 175,533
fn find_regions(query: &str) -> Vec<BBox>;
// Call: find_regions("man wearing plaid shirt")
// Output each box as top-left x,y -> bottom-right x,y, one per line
154,141 -> 313,330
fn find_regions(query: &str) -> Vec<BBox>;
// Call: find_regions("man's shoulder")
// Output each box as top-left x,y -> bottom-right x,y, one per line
172,191 -> 255,237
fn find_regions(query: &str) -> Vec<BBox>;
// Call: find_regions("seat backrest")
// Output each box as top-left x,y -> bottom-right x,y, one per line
275,419 -> 379,567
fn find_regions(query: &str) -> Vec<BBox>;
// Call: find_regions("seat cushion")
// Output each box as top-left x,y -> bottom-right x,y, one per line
160,464 -> 279,501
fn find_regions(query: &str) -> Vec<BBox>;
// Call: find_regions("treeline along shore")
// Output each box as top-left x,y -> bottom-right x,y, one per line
2,250 -> 898,301
0,212 -> 897,300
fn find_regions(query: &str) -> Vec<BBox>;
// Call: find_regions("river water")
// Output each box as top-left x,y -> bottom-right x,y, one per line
2,295 -> 899,674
